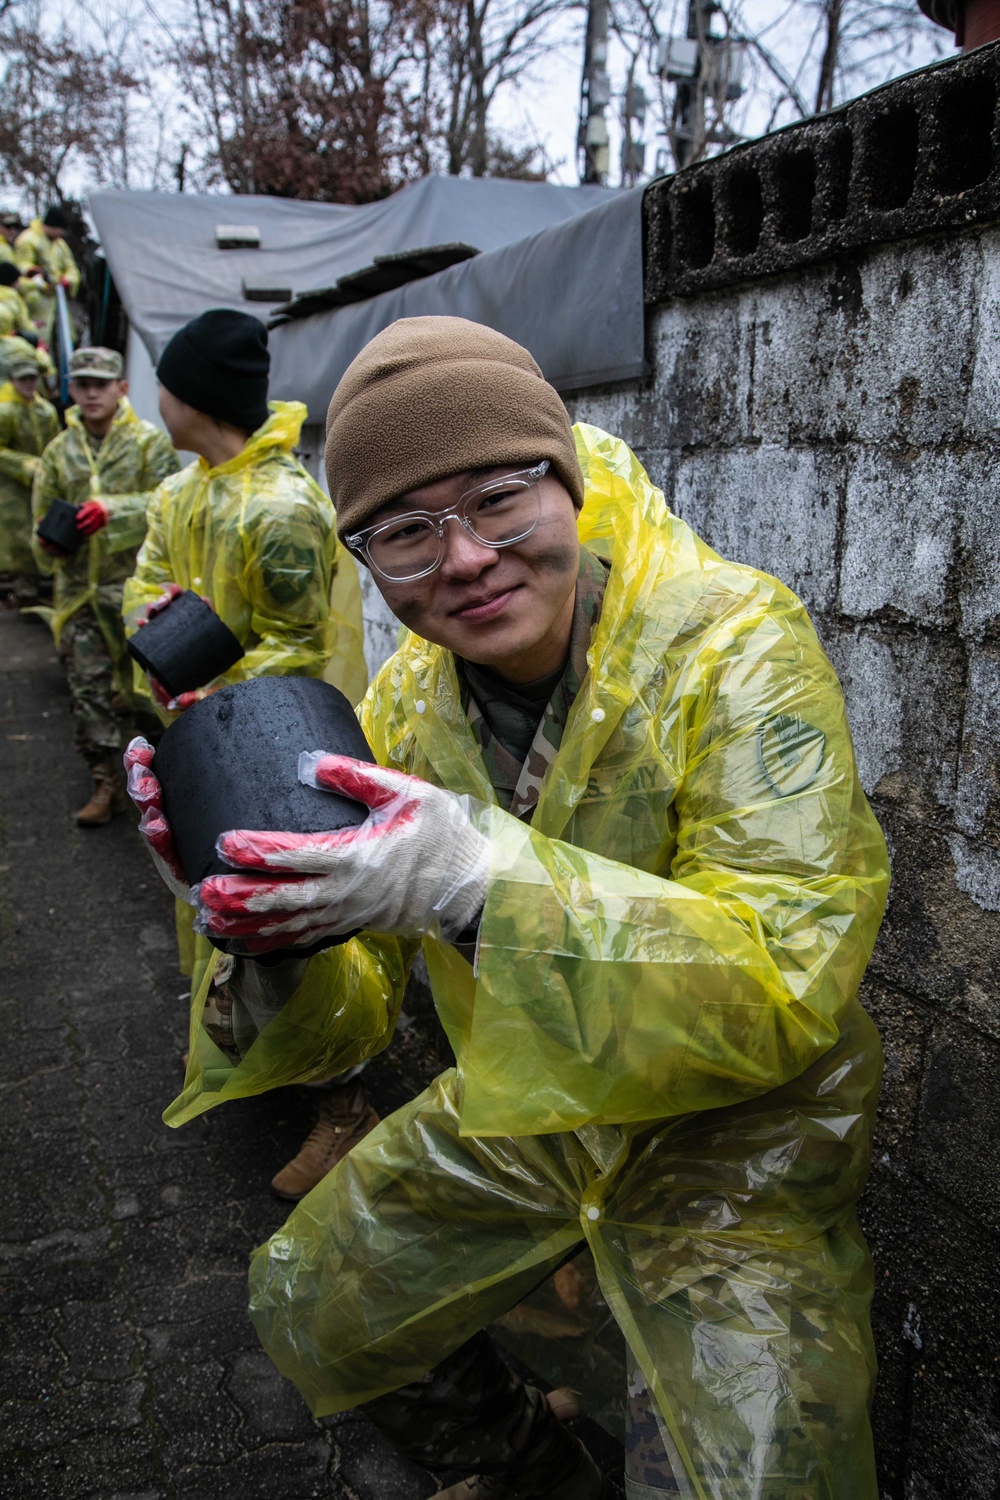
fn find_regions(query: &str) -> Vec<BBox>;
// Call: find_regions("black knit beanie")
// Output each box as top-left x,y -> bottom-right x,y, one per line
0,261 -> 18,287
157,309 -> 270,433
43,205 -> 69,230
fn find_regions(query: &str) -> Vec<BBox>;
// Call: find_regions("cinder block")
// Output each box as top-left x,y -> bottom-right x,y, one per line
955,649 -> 1000,847
946,831 -> 1000,914
965,230 -> 1000,444
840,447 -> 961,628
822,622 -> 963,811
957,484 -> 1000,643
563,378 -> 641,441
743,240 -> 977,449
645,299 -> 756,448
845,236 -> 980,446
671,444 -> 841,613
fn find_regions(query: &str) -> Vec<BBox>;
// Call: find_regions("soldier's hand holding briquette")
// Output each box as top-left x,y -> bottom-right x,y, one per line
193,754 -> 489,954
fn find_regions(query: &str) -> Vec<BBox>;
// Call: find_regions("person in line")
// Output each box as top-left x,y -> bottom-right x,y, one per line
14,204 -> 80,338
0,344 -> 59,605
0,261 -> 34,339
128,317 -> 890,1500
0,210 -> 21,265
33,346 -> 178,824
122,308 -> 372,1201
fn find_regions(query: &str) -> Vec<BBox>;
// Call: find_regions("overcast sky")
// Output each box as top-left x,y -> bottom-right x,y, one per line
13,0 -> 952,198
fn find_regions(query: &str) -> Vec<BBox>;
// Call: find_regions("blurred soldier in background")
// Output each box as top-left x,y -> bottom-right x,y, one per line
123,308 -> 371,1199
0,261 -> 35,338
0,210 -> 21,265
0,344 -> 59,605
33,346 -> 178,824
15,204 -> 81,339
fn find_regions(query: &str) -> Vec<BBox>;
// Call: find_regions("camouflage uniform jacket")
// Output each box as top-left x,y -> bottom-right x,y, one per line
32,399 -> 179,662
0,381 -> 59,575
459,546 -> 609,819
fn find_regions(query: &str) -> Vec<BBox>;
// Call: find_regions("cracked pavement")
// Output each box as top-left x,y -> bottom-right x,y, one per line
0,609 -> 625,1500
0,609 -> 454,1500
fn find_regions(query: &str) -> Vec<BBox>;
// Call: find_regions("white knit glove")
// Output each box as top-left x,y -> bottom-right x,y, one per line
193,753 -> 489,956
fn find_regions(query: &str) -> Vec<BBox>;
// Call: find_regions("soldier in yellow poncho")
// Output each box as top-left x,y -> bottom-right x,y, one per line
0,343 -> 59,602
0,261 -> 34,338
122,308 -> 370,1199
0,210 -> 21,266
33,346 -> 179,824
128,318 -> 890,1500
14,204 -> 81,339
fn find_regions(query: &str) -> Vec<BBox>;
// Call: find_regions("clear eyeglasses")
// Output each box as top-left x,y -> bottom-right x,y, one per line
346,460 -> 550,583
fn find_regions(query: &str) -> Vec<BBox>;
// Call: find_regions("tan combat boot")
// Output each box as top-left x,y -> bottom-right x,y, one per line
427,1433 -> 606,1499
428,1392 -> 604,1500
76,758 -> 129,827
271,1080 -> 380,1200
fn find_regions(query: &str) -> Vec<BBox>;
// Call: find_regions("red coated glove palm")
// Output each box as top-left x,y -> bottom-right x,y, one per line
123,737 -> 189,899
76,499 -> 109,535
194,754 -> 488,955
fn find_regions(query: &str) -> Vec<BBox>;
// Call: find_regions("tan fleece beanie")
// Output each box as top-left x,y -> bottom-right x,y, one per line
326,316 -> 584,539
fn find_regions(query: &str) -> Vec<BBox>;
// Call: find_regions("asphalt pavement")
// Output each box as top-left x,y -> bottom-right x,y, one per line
0,606 -> 625,1500
0,607 -> 454,1500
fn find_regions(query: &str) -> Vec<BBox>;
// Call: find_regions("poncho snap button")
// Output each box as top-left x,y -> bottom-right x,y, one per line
586,1204 -> 601,1221
591,707 -> 605,724
415,700 -> 426,715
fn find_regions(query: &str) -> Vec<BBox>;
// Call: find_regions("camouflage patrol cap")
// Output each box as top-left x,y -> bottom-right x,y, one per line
9,353 -> 39,378
69,346 -> 124,381
0,336 -> 39,379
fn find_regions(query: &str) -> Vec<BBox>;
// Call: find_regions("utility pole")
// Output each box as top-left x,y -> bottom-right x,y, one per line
655,0 -> 745,170
621,58 -> 647,186
673,0 -> 709,169
578,0 -> 610,183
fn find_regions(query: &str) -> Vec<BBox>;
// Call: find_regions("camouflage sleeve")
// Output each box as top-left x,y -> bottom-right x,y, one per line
0,408 -> 37,486
30,442 -> 62,575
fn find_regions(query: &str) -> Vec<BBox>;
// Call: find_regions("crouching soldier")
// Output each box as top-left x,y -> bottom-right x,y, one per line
0,344 -> 59,604
128,318 -> 890,1500
33,347 -> 178,823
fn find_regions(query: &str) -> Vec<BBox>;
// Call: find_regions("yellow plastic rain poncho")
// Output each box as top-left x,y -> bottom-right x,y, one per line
0,285 -> 33,338
123,400 -> 367,709
0,378 -> 59,576
165,426 -> 890,1499
31,399 -> 179,671
14,219 -> 80,332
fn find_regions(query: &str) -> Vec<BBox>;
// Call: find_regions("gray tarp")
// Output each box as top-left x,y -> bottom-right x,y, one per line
89,175 -> 646,415
269,185 -> 646,412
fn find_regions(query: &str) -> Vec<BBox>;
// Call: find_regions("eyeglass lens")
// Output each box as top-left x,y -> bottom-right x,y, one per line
367,477 -> 542,581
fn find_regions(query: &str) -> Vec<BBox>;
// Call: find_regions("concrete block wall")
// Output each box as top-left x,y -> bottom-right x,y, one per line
564,215 -> 1000,1500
